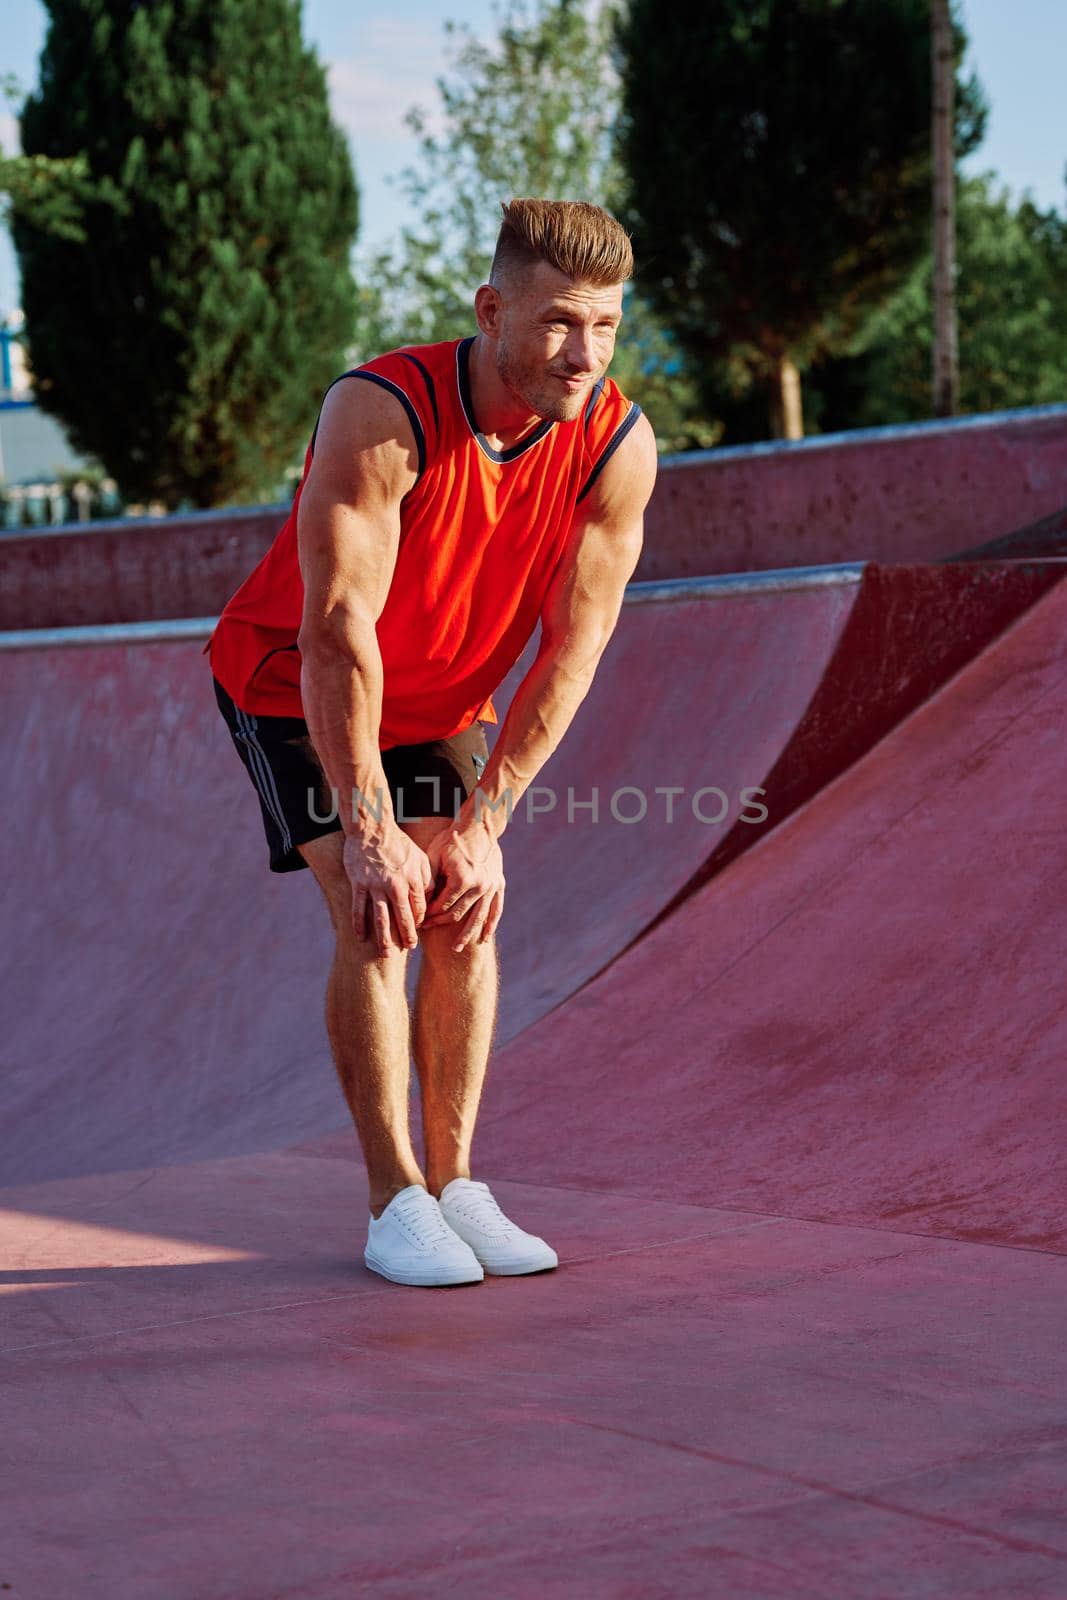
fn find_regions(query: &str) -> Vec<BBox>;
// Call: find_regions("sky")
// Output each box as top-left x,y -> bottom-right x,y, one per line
2,0 -> 1066,316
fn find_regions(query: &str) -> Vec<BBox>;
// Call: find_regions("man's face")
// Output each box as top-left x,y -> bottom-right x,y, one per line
492,262 -> 625,422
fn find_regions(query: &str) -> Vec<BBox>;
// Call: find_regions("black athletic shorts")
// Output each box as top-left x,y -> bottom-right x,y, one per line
213,677 -> 490,874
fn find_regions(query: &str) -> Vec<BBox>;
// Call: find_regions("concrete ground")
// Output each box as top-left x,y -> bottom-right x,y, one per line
2,568 -> 1065,1598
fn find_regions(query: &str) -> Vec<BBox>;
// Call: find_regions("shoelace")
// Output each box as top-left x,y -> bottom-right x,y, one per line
448,1183 -> 511,1231
394,1194 -> 452,1249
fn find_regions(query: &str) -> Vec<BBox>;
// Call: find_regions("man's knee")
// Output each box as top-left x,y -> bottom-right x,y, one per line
418,920 -> 497,963
298,835 -> 352,928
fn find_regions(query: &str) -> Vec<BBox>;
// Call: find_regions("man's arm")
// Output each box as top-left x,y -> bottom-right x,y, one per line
296,377 -> 433,953
455,410 -> 659,843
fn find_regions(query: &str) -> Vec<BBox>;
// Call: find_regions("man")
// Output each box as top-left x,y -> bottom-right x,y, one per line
208,197 -> 658,1287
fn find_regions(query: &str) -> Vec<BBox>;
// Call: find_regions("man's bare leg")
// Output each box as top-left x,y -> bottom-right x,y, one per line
299,831 -> 424,1218
401,816 -> 501,1198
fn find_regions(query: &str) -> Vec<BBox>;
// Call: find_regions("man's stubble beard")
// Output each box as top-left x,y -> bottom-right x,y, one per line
495,338 -> 594,424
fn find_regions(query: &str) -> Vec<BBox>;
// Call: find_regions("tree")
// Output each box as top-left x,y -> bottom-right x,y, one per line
13,0 -> 358,508
617,0 -> 986,440
811,176 -> 1067,429
931,0 -> 959,416
354,0 -> 718,452
1,73 -> 121,243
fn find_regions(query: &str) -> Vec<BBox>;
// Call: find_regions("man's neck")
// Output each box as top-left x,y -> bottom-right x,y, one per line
467,334 -> 546,453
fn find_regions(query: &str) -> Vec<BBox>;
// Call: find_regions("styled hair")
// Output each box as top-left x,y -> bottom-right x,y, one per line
489,198 -> 633,287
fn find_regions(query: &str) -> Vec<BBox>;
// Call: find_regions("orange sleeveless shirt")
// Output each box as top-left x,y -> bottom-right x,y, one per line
205,336 -> 640,750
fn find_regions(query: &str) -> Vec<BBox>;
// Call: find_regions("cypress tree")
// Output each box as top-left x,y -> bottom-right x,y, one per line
617,0 -> 985,440
13,0 -> 358,507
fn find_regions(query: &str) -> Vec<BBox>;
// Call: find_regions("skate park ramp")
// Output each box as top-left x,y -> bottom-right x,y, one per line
947,496 -> 1067,562
474,567 -> 1067,1254
0,559 -> 1057,1187
3,568 -> 1067,1597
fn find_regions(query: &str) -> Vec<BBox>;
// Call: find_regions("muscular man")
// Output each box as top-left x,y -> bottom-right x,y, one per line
208,198 -> 658,1287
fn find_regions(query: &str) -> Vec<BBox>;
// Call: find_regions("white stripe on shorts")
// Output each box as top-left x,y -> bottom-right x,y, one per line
235,707 -> 294,855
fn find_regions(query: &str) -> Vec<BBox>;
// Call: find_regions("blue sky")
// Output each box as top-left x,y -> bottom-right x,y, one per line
2,0 -> 1066,315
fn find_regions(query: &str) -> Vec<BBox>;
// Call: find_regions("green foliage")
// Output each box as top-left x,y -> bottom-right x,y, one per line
1,151 -> 113,242
810,175 -> 1067,428
354,0 -> 717,452
604,291 -> 723,452
0,73 -> 122,241
12,0 -> 358,508
617,0 -> 987,437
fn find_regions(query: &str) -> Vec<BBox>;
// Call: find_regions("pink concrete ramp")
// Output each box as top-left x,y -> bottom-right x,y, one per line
463,558 -> 1057,1038
480,564 -> 868,1038
2,561 -> 1053,1185
476,574 -> 1067,1252
3,570 -> 863,1187
3,574 -> 1067,1598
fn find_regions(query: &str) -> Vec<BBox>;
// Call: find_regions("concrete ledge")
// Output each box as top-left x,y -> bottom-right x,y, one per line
640,404 -> 1067,579
0,503 -> 286,630
2,405 -> 1065,627
0,617 -> 218,650
0,565 -> 869,648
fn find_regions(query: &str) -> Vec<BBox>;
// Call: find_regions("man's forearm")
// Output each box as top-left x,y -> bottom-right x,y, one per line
456,643 -> 598,839
300,635 -> 395,836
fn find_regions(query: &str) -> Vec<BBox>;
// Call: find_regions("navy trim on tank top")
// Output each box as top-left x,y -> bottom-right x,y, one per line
399,351 -> 440,433
455,337 -> 555,464
576,403 -> 643,504
309,368 -> 427,478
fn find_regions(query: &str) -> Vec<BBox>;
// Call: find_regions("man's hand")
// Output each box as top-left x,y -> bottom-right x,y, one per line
421,820 -> 506,952
343,826 -> 435,956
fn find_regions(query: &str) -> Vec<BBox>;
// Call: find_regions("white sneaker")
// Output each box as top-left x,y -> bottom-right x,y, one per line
438,1178 -> 559,1276
364,1184 -> 485,1287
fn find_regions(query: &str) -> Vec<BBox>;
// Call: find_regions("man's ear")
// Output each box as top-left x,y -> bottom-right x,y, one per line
474,282 -> 504,337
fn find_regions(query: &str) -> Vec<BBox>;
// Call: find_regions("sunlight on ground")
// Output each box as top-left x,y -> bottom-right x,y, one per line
0,1207 -> 258,1270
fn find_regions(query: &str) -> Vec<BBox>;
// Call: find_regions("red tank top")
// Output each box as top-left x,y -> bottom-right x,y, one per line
206,336 -> 641,750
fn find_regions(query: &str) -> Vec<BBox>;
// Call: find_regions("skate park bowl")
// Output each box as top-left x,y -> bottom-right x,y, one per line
2,414 -> 1067,1598
4,402 -> 1067,627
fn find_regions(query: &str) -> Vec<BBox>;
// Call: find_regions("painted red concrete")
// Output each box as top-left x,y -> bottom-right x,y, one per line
3,1161 -> 1064,1598
640,406 -> 1067,579
636,559 -> 1062,925
3,406 -> 1066,629
7,580 -> 875,1184
3,575 -> 1066,1596
483,575 -> 861,1041
0,502 -> 286,630
3,563 -> 1052,1186
951,497 -> 1067,562
476,578 -> 1067,1252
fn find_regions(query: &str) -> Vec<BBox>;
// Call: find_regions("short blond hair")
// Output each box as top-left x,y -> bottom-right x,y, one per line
490,198 -> 633,287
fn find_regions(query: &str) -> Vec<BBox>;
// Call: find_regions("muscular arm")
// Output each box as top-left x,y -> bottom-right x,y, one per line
296,378 -> 418,834
456,411 -> 659,841
297,377 -> 434,954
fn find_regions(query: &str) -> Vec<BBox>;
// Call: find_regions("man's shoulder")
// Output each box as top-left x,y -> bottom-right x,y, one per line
581,368 -> 639,447
361,337 -> 466,382
355,338 -> 472,440
327,337 -> 472,466
571,365 -> 654,511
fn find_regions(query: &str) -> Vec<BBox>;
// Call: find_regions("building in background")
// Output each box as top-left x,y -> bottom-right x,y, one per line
1,311 -> 121,526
